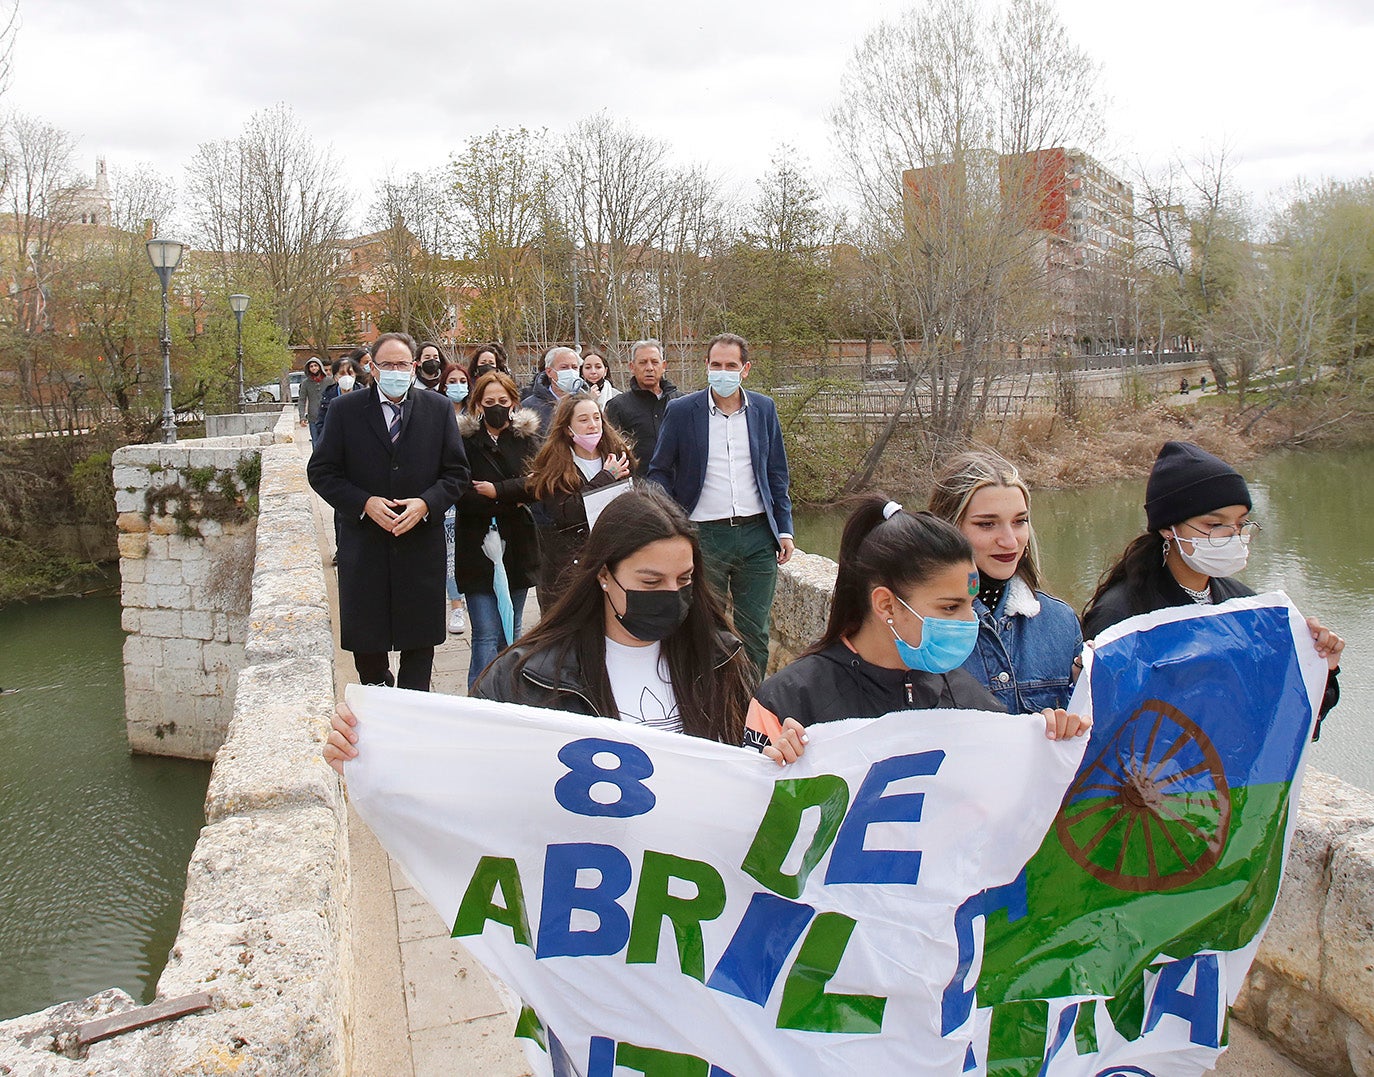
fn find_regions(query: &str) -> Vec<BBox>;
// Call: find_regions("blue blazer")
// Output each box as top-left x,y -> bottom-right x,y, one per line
647,388 -> 793,546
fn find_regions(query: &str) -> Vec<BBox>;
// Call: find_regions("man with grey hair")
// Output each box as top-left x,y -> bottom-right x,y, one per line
605,339 -> 679,476
521,345 -> 584,436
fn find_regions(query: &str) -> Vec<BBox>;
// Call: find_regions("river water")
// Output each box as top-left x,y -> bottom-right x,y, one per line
794,446 -> 1374,792
0,591 -> 210,1021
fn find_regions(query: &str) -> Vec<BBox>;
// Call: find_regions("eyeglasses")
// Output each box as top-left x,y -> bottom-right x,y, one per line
1179,520 -> 1261,546
373,361 -> 413,372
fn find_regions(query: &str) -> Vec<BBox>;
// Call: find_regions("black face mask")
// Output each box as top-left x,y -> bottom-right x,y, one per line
483,404 -> 511,429
476,364 -> 497,377
420,359 -> 441,377
610,577 -> 693,642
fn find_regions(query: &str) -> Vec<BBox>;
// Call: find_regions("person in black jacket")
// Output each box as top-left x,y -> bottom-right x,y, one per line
324,485 -> 755,772
604,339 -> 678,477
455,371 -> 543,689
748,497 -> 1089,765
526,392 -> 633,611
307,333 -> 468,692
1081,440 -> 1344,734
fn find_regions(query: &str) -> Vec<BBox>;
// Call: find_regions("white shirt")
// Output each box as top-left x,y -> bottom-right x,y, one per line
689,390 -> 766,523
603,637 -> 681,733
573,454 -> 603,481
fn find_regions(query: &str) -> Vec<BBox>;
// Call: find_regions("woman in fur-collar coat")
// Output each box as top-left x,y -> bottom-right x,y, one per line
456,371 -> 544,687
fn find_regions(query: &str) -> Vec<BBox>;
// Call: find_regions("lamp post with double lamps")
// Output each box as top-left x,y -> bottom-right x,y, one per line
230,293 -> 251,408
145,238 -> 184,443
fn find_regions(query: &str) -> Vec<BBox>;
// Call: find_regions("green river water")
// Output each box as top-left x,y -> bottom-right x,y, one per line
0,446 -> 1368,1023
795,446 -> 1374,794
0,591 -> 210,1021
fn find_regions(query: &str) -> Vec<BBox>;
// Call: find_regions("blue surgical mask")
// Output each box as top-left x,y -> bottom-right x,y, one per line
889,595 -> 979,674
707,369 -> 742,397
377,369 -> 413,400
445,382 -> 469,404
555,368 -> 584,394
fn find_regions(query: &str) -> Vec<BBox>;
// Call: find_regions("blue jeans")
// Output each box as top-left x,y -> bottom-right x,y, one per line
467,587 -> 528,689
309,418 -> 325,445
443,509 -> 463,603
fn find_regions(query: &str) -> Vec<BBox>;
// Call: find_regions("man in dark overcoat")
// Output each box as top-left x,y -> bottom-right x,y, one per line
308,332 -> 469,691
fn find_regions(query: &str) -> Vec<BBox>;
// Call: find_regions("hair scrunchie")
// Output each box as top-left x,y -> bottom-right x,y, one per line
882,500 -> 903,520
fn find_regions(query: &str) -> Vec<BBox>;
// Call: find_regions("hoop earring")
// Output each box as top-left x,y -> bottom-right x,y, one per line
1161,538 -> 1171,565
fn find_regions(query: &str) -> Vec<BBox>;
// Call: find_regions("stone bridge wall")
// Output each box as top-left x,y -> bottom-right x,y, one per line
769,553 -> 1374,1077
0,410 -> 349,1073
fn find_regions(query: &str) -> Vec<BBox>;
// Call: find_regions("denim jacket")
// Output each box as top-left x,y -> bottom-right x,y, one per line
960,576 -> 1083,713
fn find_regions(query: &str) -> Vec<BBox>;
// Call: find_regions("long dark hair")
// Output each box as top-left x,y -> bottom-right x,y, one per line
467,342 -> 510,383
527,392 -> 636,500
809,495 -> 974,655
1082,532 -> 1168,624
478,485 -> 752,743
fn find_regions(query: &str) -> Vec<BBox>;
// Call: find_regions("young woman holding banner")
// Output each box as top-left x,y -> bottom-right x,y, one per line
748,496 -> 1091,766
1081,440 -> 1343,733
325,485 -> 754,772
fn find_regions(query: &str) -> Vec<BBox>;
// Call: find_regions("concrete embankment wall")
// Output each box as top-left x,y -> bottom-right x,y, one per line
770,552 -> 1374,1077
0,410 -> 350,1073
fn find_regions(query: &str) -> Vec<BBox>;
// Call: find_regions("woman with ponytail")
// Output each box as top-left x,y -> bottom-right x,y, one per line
746,496 -> 1090,764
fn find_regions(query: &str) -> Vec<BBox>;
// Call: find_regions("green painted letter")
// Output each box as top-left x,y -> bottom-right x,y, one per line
776,912 -> 886,1034
627,851 -> 727,982
741,775 -> 850,898
451,855 -> 533,948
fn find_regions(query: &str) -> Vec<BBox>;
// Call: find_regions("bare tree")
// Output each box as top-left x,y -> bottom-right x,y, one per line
558,114 -> 681,353
365,169 -> 457,344
185,104 -> 350,350
447,126 -> 554,357
832,0 -> 1103,488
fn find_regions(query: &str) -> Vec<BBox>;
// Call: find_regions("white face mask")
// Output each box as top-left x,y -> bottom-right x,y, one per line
1172,529 -> 1250,578
336,374 -> 356,392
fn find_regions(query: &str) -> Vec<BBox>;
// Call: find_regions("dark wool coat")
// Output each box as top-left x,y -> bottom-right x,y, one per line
307,384 -> 468,653
455,408 -> 543,594
532,463 -> 622,604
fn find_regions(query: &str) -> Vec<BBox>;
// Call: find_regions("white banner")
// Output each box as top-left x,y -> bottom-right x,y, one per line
344,688 -> 1086,1075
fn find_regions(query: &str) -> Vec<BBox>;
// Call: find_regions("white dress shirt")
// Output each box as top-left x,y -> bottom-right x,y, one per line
689,391 -> 767,523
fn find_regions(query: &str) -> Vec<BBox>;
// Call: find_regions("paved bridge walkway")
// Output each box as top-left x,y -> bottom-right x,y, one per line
294,436 -> 1307,1076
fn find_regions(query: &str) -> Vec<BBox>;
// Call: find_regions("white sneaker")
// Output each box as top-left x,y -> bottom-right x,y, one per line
449,605 -> 467,634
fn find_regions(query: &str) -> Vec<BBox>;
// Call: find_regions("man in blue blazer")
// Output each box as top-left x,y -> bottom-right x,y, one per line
648,333 -> 793,679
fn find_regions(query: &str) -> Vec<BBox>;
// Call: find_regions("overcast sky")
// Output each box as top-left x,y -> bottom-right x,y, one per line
11,0 -> 1373,230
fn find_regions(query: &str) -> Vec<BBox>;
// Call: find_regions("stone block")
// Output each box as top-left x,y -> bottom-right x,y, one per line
148,514 -> 177,536
123,633 -> 162,669
114,488 -> 144,514
121,557 -> 145,584
148,909 -> 345,1074
1322,828 -> 1374,1030
177,539 -> 204,560
111,464 -> 147,489
180,807 -> 343,924
1351,1023 -> 1374,1077
182,610 -> 216,640
121,607 -> 140,633
148,583 -> 192,609
116,510 -> 148,534
144,557 -> 186,586
245,605 -> 334,664
124,662 -> 154,692
139,608 -> 183,638
204,656 -> 339,824
162,636 -> 203,671
146,534 -> 169,560
176,556 -> 210,589
120,579 -> 148,608
198,518 -> 224,538
0,988 -> 145,1075
117,531 -> 148,559
201,640 -> 242,675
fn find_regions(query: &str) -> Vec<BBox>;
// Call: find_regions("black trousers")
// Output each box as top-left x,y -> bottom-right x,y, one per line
352,648 -> 435,692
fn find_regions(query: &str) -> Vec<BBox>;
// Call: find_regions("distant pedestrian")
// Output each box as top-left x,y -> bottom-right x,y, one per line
416,341 -> 445,392
456,371 -> 543,688
604,339 -> 679,477
1180,376 -> 1190,395
466,343 -> 510,385
521,346 -> 585,436
298,357 -> 331,445
648,332 -> 794,680
527,392 -> 634,610
307,333 -> 468,692
441,362 -> 471,635
580,346 -> 621,407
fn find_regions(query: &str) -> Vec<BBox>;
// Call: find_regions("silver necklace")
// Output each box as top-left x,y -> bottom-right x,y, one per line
1180,581 -> 1212,604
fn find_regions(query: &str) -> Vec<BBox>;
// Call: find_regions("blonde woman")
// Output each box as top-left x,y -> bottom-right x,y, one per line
928,450 -> 1082,712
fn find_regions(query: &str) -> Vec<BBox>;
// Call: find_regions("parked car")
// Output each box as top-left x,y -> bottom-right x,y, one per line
246,371 -> 305,403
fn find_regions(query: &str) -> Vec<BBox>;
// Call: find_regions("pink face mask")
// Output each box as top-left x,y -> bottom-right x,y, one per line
571,430 -> 603,453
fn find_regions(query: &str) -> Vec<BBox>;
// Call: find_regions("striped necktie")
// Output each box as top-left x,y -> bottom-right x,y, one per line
385,401 -> 402,442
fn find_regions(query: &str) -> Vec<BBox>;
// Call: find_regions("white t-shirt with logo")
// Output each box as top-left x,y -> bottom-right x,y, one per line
603,636 -> 681,733
574,454 -> 603,481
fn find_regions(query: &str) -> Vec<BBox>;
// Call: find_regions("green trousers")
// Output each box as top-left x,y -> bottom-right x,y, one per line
697,518 -> 777,680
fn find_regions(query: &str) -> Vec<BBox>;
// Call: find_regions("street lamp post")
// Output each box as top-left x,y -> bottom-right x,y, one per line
145,238 -> 184,444
230,293 -> 251,409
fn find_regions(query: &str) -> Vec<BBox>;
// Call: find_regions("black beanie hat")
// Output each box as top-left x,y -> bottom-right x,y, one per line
1144,441 -> 1251,531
